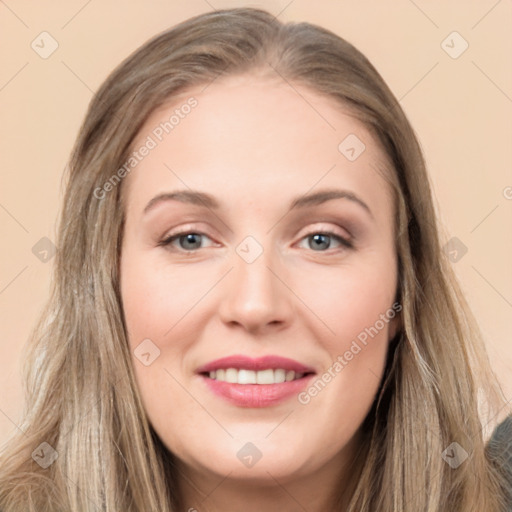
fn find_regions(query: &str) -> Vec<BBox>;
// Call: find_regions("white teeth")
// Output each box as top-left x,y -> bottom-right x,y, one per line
207,368 -> 305,384
238,369 -> 256,384
256,369 -> 274,384
225,368 -> 238,383
274,369 -> 286,383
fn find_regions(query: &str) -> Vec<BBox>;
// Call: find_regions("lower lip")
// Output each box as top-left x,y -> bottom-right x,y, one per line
200,374 -> 315,408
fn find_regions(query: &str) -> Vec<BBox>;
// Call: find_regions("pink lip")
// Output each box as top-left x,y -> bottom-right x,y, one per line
196,354 -> 315,374
196,354 -> 316,408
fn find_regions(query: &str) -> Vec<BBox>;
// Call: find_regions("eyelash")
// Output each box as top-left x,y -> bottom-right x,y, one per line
158,229 -> 354,253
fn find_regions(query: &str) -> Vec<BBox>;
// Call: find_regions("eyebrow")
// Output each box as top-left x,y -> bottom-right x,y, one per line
143,188 -> 373,219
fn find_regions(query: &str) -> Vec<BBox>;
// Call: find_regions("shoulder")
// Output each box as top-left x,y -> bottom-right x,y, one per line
487,415 -> 512,509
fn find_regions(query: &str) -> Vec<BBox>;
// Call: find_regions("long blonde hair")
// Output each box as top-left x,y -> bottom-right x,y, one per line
0,7 -> 509,511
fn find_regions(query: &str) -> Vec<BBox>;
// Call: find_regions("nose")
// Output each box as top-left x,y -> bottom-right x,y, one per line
218,243 -> 293,335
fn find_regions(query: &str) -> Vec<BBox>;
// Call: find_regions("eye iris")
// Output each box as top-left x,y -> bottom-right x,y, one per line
309,233 -> 330,250
170,232 -> 342,251
180,233 -> 202,250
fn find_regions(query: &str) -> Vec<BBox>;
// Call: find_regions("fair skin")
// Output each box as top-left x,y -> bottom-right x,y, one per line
120,73 -> 399,512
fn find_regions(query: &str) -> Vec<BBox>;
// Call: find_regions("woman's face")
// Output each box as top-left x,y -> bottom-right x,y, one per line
120,74 -> 399,487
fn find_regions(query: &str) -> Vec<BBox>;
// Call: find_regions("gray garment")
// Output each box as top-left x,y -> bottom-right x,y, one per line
487,415 -> 512,510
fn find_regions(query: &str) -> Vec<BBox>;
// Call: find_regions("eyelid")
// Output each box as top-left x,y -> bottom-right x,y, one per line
298,223 -> 352,242
160,221 -> 351,241
160,223 -> 213,240
159,222 -> 354,252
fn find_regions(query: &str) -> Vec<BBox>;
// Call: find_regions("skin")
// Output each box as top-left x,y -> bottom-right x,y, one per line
120,73 -> 399,512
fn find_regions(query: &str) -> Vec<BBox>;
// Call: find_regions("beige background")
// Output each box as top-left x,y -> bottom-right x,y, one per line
1,0 -> 511,446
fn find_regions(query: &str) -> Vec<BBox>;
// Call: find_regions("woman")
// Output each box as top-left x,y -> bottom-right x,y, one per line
0,7 -> 510,511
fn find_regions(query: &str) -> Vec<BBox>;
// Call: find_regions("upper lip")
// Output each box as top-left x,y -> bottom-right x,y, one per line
196,355 -> 316,374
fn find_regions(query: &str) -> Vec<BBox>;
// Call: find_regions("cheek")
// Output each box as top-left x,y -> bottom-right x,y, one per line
294,258 -> 396,408
296,284 -> 394,447
296,258 -> 397,348
120,252 -> 204,345
120,251 -> 209,423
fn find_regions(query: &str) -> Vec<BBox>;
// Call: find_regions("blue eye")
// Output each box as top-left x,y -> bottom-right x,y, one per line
300,232 -> 353,251
160,232 -> 214,251
159,230 -> 353,252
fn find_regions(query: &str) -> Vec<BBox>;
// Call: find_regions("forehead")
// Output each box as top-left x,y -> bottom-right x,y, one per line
123,74 -> 393,218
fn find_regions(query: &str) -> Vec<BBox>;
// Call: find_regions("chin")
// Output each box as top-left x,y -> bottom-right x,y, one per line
172,434 -> 314,480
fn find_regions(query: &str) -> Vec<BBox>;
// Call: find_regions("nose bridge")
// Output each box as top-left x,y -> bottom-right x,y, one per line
218,234 -> 291,331
235,236 -> 274,296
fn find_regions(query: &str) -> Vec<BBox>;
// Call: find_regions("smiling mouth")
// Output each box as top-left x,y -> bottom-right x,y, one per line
202,368 -> 314,385
197,355 -> 317,407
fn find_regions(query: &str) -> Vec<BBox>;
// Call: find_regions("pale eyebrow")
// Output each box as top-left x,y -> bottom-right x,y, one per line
143,188 -> 373,219
290,189 -> 373,219
143,190 -> 219,214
